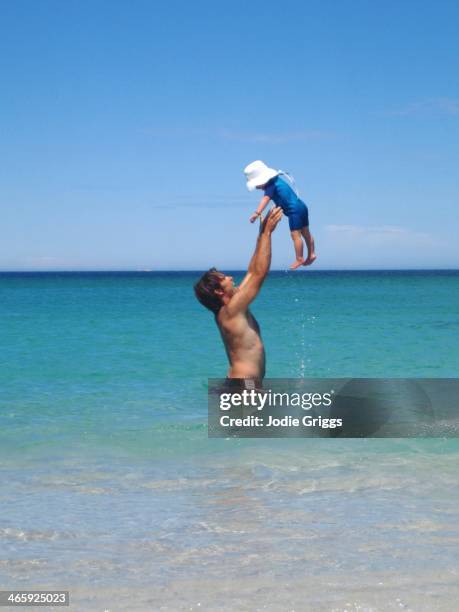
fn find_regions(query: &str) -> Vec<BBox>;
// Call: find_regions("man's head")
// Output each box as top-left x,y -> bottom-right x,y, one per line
194,268 -> 235,313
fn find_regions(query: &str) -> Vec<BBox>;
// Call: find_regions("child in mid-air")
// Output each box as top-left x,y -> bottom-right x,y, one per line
244,160 -> 316,270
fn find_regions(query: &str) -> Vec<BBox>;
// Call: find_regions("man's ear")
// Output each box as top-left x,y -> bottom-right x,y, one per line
214,288 -> 224,297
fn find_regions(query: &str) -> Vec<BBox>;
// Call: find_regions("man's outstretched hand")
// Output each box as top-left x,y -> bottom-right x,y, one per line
260,206 -> 283,235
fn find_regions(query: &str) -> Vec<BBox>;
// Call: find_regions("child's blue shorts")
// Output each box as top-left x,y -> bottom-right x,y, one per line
288,201 -> 309,231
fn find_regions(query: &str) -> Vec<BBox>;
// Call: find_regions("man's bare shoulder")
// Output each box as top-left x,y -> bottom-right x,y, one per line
217,301 -> 247,329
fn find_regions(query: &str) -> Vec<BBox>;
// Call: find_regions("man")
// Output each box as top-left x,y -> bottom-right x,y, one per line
194,207 -> 283,382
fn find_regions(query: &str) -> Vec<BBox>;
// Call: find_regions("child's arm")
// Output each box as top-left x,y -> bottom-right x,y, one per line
249,195 -> 271,223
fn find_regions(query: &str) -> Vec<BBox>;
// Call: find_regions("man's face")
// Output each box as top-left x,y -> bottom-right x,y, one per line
217,273 -> 235,296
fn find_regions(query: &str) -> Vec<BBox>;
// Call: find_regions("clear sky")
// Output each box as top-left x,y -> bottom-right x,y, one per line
1,0 -> 458,270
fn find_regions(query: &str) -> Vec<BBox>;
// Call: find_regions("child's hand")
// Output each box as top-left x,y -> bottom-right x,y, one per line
249,213 -> 259,223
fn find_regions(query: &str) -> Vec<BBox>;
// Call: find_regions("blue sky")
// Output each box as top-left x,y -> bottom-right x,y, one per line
1,0 -> 458,270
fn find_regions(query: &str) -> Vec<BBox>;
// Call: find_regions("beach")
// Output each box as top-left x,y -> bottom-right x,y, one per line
1,271 -> 458,611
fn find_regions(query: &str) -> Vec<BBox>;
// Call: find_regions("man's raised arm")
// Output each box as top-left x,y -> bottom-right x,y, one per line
225,207 -> 283,315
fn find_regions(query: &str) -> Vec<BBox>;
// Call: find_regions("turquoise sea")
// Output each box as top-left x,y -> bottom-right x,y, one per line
1,271 -> 458,611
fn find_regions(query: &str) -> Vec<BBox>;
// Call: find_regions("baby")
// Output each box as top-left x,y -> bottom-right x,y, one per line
244,160 -> 316,269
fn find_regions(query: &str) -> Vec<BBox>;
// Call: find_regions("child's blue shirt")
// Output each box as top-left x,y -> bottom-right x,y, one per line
264,175 -> 304,216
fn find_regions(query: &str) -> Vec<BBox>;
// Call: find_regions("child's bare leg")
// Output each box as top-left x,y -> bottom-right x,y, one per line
301,227 -> 316,266
289,230 -> 306,270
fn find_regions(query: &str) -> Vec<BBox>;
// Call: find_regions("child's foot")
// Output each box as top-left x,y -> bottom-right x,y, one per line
290,258 -> 306,270
303,254 -> 317,266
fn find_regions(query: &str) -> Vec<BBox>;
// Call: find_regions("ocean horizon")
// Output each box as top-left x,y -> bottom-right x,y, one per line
1,268 -> 459,273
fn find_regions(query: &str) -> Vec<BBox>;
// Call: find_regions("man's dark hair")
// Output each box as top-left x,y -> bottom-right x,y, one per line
194,268 -> 223,313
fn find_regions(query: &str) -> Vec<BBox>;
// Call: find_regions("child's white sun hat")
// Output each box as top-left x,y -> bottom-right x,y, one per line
244,160 -> 279,191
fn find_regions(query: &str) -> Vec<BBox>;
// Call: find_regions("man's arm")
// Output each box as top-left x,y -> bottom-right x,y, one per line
225,207 -> 283,316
